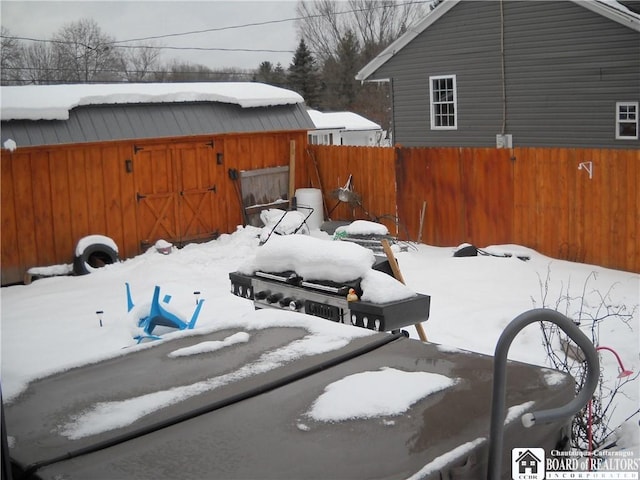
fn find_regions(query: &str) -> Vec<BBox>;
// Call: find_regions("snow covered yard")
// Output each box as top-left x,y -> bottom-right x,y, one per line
1,223 -> 638,459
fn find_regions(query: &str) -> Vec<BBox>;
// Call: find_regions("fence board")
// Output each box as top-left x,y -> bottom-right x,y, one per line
625,150 -> 640,272
512,148 -> 538,252
397,147 -> 434,242
118,144 -> 139,261
426,147 -> 465,245
67,148 -> 91,244
48,149 -> 73,263
461,148 -> 513,245
30,151 -> 56,267
10,152 -> 38,276
1,152 -> 19,282
102,144 -> 126,254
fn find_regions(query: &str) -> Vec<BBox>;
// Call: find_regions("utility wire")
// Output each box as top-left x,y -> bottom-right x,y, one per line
1,35 -> 295,54
108,0 -> 430,44
110,17 -> 303,44
114,45 -> 295,53
0,34 -> 295,54
1,0 -> 431,50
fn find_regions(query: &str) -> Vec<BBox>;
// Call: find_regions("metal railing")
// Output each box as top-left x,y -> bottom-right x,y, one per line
487,308 -> 600,479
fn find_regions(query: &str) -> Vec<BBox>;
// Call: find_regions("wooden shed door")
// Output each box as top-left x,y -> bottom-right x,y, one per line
135,145 -> 179,248
134,140 -> 223,250
175,142 -> 221,243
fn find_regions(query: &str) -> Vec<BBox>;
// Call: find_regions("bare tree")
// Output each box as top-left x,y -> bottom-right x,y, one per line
152,60 -> 250,82
296,0 -> 429,132
52,18 -> 122,82
118,43 -> 162,82
533,267 -> 639,451
1,27 -> 23,84
22,42 -> 59,84
296,0 -> 343,64
296,0 -> 430,64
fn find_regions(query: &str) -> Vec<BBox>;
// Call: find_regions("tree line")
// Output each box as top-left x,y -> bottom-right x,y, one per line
1,1 -> 436,131
0,20 -> 253,85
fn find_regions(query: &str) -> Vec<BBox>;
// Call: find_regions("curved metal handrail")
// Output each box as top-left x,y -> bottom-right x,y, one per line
487,308 -> 600,480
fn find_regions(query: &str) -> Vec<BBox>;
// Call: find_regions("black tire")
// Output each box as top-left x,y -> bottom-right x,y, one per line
453,244 -> 478,257
73,242 -> 119,276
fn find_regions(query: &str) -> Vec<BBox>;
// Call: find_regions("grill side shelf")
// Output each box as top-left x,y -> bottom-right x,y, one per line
349,294 -> 431,332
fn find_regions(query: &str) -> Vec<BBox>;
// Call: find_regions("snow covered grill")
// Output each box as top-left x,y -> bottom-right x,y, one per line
229,263 -> 430,332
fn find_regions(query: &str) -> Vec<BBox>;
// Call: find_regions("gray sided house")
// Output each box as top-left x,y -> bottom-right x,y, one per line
356,0 -> 640,148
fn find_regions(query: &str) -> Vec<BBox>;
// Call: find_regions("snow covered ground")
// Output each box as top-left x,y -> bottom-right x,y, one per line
1,221 -> 638,457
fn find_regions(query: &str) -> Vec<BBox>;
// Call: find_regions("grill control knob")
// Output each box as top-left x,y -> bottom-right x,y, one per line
255,290 -> 270,300
267,292 -> 283,304
289,300 -> 303,311
280,297 -> 293,307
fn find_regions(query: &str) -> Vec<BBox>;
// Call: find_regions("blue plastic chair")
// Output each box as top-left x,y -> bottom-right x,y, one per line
126,283 -> 204,343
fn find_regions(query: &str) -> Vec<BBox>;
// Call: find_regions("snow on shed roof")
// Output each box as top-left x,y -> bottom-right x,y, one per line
0,82 -> 305,121
307,109 -> 381,131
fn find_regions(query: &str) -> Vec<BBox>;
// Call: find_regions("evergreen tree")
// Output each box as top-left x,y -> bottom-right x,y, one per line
254,61 -> 287,87
287,39 -> 322,108
272,63 -> 287,87
333,30 -> 361,110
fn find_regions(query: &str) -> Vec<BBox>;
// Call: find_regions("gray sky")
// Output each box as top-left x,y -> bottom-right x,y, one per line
1,0 -> 300,70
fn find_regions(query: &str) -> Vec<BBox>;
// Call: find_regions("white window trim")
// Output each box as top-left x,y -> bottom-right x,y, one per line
429,74 -> 458,131
615,101 -> 638,140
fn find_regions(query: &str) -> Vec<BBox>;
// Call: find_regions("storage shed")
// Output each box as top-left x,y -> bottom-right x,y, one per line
1,82 -> 314,285
307,110 -> 386,146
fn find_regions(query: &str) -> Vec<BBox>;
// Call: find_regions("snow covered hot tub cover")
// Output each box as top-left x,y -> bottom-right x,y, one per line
5,308 -> 575,480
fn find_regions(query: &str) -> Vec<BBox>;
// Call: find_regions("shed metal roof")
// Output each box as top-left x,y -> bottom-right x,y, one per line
1,83 -> 314,148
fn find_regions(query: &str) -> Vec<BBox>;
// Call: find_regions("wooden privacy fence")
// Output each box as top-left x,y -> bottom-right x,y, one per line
306,145 -> 639,273
2,139 -> 638,285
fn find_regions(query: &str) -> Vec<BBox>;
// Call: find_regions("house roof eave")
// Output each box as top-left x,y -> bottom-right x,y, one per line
574,0 -> 640,31
355,0 -> 460,81
355,0 -> 639,82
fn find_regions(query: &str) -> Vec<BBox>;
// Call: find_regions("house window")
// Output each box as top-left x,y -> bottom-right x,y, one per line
309,133 -> 333,145
616,102 -> 638,140
430,75 -> 457,130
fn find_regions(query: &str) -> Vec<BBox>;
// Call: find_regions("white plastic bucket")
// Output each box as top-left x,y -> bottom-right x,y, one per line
295,188 -> 324,230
